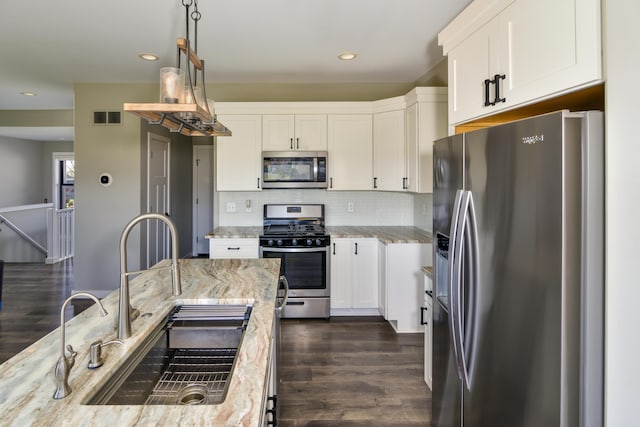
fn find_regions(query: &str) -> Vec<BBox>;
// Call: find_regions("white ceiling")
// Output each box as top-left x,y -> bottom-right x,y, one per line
0,0 -> 470,140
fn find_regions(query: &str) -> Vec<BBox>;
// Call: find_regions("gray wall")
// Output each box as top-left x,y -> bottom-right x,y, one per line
0,136 -> 44,207
0,136 -> 73,208
74,83 -> 194,296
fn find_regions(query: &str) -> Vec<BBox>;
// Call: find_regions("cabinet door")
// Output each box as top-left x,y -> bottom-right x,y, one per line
385,243 -> 432,332
425,293 -> 433,389
447,23 -> 501,125
295,115 -> 327,150
330,239 -> 352,309
327,114 -> 373,190
373,109 -> 406,191
352,239 -> 379,309
209,238 -> 259,259
216,115 -> 262,191
406,101 -> 448,193
501,0 -> 601,107
262,115 -> 295,151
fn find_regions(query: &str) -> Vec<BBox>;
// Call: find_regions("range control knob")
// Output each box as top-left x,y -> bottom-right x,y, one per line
316,239 -> 323,246
277,239 -> 283,246
267,239 -> 274,246
291,239 -> 298,246
306,239 -> 313,246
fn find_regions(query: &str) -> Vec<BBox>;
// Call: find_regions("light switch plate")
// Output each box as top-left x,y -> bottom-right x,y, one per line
226,202 -> 236,213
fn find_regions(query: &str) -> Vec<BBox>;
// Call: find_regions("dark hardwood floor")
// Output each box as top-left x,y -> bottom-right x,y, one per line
280,317 -> 431,426
0,261 -> 431,426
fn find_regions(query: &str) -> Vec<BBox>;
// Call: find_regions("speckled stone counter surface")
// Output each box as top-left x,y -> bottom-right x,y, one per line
205,226 -> 432,245
0,258 -> 280,427
326,226 -> 432,244
422,266 -> 433,279
205,227 -> 263,239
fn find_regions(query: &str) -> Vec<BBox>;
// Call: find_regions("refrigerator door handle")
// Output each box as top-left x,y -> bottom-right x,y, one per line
448,189 -> 465,381
459,190 -> 480,390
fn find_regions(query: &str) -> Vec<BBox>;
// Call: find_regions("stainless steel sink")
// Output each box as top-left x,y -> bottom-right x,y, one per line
86,304 -> 252,406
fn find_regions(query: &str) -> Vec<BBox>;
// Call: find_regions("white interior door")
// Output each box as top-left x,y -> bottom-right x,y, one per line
193,145 -> 213,256
147,133 -> 170,268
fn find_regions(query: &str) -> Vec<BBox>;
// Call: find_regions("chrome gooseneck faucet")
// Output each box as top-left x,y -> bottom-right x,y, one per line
53,292 -> 108,400
118,213 -> 181,340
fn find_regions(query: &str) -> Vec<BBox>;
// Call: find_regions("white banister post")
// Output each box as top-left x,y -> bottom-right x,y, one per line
46,208 -> 55,264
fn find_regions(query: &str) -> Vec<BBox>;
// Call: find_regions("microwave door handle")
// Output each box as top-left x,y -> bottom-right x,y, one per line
314,157 -> 318,182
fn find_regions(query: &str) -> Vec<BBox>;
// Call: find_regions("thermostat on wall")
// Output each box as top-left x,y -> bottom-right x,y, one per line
99,173 -> 113,187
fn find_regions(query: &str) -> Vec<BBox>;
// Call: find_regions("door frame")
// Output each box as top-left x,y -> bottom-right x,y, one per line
192,145 -> 214,256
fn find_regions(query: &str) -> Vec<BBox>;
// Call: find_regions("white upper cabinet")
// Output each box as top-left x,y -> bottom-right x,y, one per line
441,0 -> 602,125
216,114 -> 262,191
373,109 -> 406,192
262,114 -> 327,151
405,88 -> 448,193
327,114 -> 373,191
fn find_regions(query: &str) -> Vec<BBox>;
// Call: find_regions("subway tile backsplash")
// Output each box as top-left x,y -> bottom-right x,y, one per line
218,190 -> 432,232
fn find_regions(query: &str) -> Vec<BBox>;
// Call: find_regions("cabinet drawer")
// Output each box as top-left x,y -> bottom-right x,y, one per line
209,239 -> 259,259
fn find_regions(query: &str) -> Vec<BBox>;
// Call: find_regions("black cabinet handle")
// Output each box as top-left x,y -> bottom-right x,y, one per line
402,177 -> 408,189
296,137 -> 300,150
373,177 -> 378,189
332,243 -> 336,255
290,138 -> 294,150
494,74 -> 506,104
227,247 -> 241,251
330,177 -> 333,189
420,306 -> 429,325
266,395 -> 278,426
354,242 -> 358,255
484,78 -> 495,107
257,177 -> 261,189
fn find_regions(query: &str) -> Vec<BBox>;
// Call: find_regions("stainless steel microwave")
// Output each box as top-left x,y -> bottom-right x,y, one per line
262,151 -> 328,189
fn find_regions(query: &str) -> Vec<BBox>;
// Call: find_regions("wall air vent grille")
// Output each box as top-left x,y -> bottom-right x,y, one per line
93,111 -> 122,125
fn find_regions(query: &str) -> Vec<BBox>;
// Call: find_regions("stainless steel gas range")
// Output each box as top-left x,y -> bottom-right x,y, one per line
259,204 -> 330,318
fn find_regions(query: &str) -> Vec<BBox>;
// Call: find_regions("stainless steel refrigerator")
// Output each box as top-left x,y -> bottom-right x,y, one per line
432,111 -> 604,427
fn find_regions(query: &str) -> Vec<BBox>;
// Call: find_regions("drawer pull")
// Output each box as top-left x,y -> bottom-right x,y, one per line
227,247 -> 241,250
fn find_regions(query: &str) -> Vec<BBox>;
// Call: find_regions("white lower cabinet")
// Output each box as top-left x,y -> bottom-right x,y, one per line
330,238 -> 379,315
422,273 -> 433,389
209,238 -> 259,259
382,243 -> 432,332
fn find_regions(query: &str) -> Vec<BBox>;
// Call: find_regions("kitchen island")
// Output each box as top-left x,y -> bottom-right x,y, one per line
0,258 -> 280,426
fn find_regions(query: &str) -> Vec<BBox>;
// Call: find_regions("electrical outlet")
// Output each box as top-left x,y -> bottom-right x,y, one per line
347,202 -> 354,213
226,202 -> 236,213
245,199 -> 252,213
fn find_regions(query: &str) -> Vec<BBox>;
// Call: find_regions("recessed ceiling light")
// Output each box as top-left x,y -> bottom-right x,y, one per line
20,91 -> 37,96
338,52 -> 357,61
138,53 -> 159,61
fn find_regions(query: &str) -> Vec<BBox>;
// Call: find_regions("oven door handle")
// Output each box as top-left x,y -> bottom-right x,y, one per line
277,275 -> 290,310
261,247 -> 328,253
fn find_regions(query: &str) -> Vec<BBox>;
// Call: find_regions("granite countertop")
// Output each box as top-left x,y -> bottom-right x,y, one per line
205,227 -> 263,239
422,266 -> 433,279
0,258 -> 280,427
326,226 -> 432,244
206,226 -> 432,244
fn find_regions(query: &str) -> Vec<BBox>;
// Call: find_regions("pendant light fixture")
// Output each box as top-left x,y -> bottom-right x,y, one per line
124,0 -> 231,137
